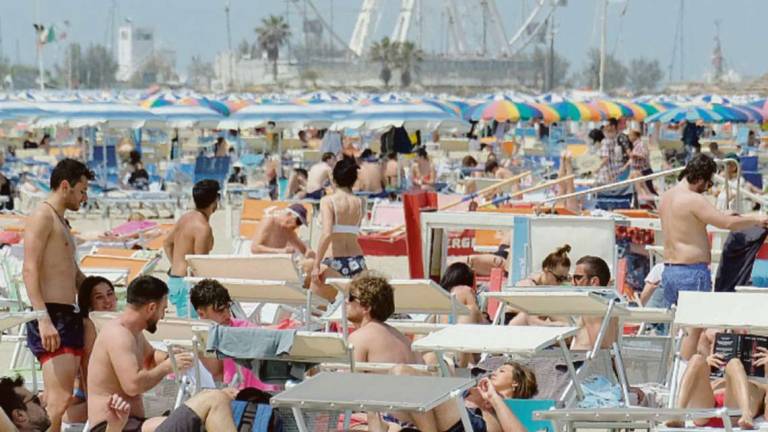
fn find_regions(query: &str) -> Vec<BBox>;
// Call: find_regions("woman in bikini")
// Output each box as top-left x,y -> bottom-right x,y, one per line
507,244 -> 572,326
383,361 -> 537,432
311,157 -> 367,301
411,147 -> 436,190
64,276 -> 118,425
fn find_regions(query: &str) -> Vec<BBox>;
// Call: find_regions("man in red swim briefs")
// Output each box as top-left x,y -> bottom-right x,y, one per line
23,159 -> 94,432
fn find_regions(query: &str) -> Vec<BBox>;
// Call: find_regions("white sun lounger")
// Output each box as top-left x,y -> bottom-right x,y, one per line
0,312 -> 36,334
270,372 -> 477,432
734,286 -> 768,293
185,254 -> 301,283
184,276 -> 328,326
326,277 -> 470,338
411,324 -> 584,397
534,407 -> 742,432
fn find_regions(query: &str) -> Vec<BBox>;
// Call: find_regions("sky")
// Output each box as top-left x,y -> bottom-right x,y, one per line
0,0 -> 765,84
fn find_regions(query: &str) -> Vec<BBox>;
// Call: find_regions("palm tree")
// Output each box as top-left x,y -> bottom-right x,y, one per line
255,15 -> 291,83
395,41 -> 424,88
369,37 -> 398,88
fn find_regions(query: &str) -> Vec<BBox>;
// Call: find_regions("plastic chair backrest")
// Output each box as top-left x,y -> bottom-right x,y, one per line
504,399 -> 556,432
194,156 -> 230,186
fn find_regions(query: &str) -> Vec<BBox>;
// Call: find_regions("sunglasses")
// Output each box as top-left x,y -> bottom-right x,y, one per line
572,274 -> 590,283
24,393 -> 42,407
546,270 -> 571,284
347,292 -> 359,303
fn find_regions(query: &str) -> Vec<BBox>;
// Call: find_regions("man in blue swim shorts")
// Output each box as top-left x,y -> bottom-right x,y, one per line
163,179 -> 220,318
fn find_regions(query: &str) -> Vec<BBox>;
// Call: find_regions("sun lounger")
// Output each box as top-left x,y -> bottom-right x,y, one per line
79,254 -> 159,284
734,285 -> 768,293
184,276 -> 328,326
270,372 -> 477,432
185,254 -> 301,283
0,311 -> 36,334
535,407 -> 742,432
325,277 -> 470,338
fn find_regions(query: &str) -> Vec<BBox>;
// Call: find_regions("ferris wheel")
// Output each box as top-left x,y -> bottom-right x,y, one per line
304,0 -> 564,59
346,0 -> 566,57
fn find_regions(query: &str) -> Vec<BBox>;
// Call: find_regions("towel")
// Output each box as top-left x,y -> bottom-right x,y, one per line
206,325 -> 308,384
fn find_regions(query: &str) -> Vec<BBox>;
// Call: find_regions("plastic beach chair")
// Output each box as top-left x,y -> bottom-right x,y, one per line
505,399 -> 556,432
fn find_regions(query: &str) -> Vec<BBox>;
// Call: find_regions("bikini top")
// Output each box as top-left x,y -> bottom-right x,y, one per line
330,196 -> 363,234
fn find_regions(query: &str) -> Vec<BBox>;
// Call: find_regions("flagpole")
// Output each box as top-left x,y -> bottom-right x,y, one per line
35,0 -> 44,90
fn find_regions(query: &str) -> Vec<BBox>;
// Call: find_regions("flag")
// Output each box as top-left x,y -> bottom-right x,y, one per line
33,23 -> 68,46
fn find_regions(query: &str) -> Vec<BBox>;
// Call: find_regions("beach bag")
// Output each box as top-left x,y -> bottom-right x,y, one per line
232,388 -> 284,432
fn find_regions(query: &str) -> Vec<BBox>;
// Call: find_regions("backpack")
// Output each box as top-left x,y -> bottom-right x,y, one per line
231,388 -> 284,432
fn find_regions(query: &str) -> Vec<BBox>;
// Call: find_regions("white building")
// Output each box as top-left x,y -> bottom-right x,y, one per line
116,23 -> 155,82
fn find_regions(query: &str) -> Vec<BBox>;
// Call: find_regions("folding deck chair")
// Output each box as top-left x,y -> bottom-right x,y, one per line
185,254 -> 302,283
411,324 -> 583,392
184,276 -> 329,326
325,278 -> 470,338
270,372 -> 477,432
79,253 -> 160,285
482,288 -> 674,403
1,312 -> 40,391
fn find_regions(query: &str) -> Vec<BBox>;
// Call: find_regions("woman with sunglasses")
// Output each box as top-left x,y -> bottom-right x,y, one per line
379,361 -> 537,432
508,244 -> 572,326
64,276 -> 118,425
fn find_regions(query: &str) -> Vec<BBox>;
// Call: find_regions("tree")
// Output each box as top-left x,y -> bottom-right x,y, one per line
394,41 -> 424,88
627,57 -> 663,94
187,55 -> 215,90
130,53 -> 176,87
525,46 -> 570,91
580,48 -> 627,92
255,15 -> 291,83
52,43 -> 116,89
369,37 -> 398,88
237,39 -> 251,59
299,68 -> 320,88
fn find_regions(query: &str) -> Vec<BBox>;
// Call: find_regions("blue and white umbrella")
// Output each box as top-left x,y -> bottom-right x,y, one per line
218,101 -> 331,129
645,106 -> 724,124
298,92 -> 356,121
696,94 -> 731,105
149,105 -> 223,129
330,94 -> 468,132
0,101 -> 50,122
33,102 -> 164,129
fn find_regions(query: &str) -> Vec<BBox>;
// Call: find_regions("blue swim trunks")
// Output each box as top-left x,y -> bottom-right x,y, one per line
661,263 -> 711,307
168,276 -> 197,319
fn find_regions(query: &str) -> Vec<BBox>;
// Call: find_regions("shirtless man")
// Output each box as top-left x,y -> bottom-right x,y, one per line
346,274 -> 419,364
163,179 -> 219,318
250,203 -> 314,259
660,154 -> 767,305
383,152 -> 403,190
87,275 -> 238,432
571,256 -> 618,351
660,154 -> 768,357
306,152 -> 336,199
355,149 -> 384,195
23,158 -> 94,432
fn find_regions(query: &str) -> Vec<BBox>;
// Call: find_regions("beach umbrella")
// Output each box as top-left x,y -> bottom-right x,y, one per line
33,102 -> 164,129
697,95 -> 731,105
296,92 -> 356,121
0,101 -> 50,122
591,100 -> 633,119
709,104 -> 749,123
644,106 -> 724,124
219,100 -> 331,129
149,105 -> 223,129
550,101 -> 604,122
177,96 -> 231,117
470,100 -> 544,122
732,105 -> 765,123
330,94 -> 467,132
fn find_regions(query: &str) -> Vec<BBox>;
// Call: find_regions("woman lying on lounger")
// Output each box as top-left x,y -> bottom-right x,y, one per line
379,361 -> 536,432
669,346 -> 768,429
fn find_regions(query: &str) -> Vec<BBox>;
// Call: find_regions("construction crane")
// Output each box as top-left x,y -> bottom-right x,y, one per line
349,0 -> 379,57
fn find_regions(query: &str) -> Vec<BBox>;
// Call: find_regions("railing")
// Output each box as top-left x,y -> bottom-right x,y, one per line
541,166 -> 685,204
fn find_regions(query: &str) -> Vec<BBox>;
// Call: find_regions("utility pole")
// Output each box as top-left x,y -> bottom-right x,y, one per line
481,0 -> 488,56
35,0 -> 45,90
225,1 -> 234,90
679,0 -> 685,81
546,15 -> 556,92
329,0 -> 334,52
598,0 -> 607,93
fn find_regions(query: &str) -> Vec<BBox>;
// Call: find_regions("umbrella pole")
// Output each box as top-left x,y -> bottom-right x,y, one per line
102,127 -> 108,189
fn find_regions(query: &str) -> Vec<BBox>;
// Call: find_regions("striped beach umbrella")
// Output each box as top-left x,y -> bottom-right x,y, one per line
470,100 -> 543,122
645,106 -> 724,124
550,101 -> 604,122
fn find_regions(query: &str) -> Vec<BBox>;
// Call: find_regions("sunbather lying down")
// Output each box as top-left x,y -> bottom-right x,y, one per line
371,361 -> 536,432
669,348 -> 768,430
